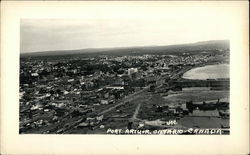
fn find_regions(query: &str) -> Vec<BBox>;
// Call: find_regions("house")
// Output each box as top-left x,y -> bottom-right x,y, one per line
31,73 -> 39,77
106,86 -> 124,90
100,100 -> 109,105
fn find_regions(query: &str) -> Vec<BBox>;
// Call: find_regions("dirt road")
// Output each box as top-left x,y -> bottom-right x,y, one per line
131,103 -> 141,120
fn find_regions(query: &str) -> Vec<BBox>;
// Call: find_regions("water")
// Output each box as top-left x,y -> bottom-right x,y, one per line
182,64 -> 229,80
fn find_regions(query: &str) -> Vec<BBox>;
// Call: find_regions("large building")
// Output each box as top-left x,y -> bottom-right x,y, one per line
128,68 -> 138,76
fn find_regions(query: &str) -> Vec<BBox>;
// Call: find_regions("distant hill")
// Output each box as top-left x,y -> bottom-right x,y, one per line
21,40 -> 229,57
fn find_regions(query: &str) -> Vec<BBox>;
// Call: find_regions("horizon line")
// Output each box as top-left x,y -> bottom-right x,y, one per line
21,39 -> 229,54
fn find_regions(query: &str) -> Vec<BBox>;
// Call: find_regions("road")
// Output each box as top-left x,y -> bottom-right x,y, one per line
155,66 -> 192,89
99,66 -> 192,116
131,103 -> 141,120
59,67 -> 192,133
50,86 -> 150,133
59,67 -> 191,133
99,86 -> 149,115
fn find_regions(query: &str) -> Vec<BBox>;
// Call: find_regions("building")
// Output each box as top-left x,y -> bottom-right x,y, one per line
128,68 -> 138,76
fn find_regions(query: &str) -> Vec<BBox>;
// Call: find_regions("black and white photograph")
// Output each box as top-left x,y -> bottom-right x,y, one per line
19,19 -> 230,135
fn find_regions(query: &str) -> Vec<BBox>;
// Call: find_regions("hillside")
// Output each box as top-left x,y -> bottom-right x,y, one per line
21,40 -> 229,57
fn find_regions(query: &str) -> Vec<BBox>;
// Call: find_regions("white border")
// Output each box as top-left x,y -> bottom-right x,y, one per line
1,1 -> 249,154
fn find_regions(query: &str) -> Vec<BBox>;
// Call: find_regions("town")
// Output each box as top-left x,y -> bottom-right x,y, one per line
19,45 -> 230,134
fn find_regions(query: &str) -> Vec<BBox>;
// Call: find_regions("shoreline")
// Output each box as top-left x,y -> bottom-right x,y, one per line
182,63 -> 229,80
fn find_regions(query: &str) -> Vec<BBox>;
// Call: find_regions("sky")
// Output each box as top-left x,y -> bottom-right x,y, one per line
20,4 -> 231,53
